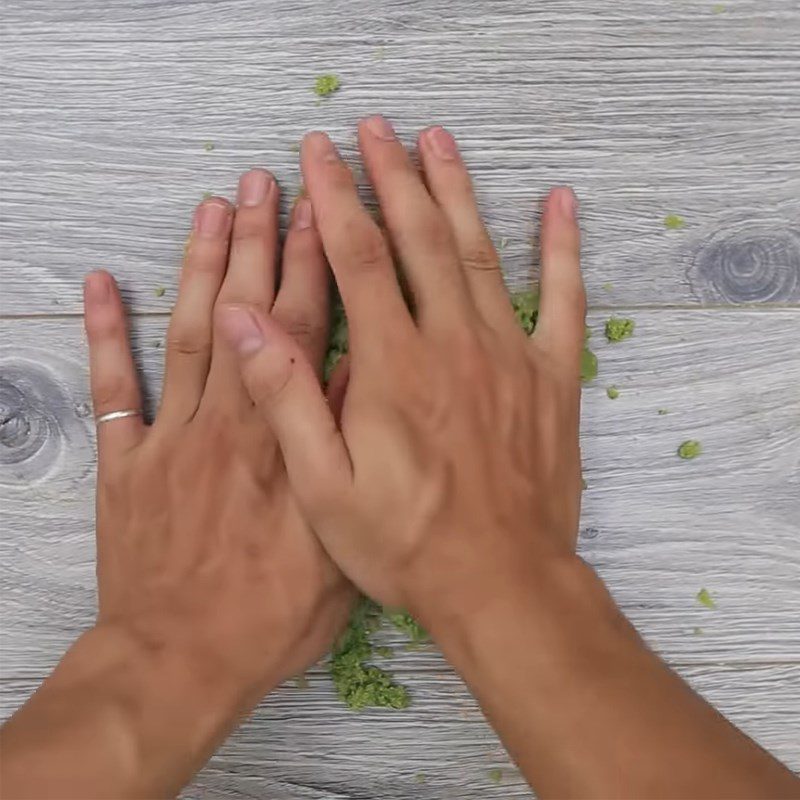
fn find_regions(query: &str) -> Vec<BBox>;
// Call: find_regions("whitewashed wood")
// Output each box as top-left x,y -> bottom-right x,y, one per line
1,0 -> 799,314
2,310 -> 798,672
2,663 -> 799,798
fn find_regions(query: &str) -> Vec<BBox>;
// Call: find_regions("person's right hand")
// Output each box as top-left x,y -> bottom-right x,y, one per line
219,118 -> 586,623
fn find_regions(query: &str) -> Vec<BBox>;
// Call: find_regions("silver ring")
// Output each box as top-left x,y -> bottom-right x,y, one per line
95,409 -> 143,425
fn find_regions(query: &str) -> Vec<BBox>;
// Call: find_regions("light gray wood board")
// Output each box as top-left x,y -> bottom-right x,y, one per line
2,0 -> 799,315
2,308 -> 799,679
2,663 -> 799,798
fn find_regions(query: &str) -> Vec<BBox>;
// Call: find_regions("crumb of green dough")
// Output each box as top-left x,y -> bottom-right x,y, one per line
386,610 -> 427,643
329,597 -> 410,710
581,477 -> 588,491
498,236 -> 509,251
324,300 -> 349,380
202,191 -> 213,200
664,213 -> 685,230
712,3 -> 726,11
314,74 -> 341,97
375,46 -> 387,61
602,282 -> 613,291
154,286 -> 166,298
657,408 -> 669,416
415,773 -> 426,784
488,768 -> 503,784
580,347 -> 598,382
604,316 -> 635,343
289,142 -> 301,153
696,587 -> 716,609
606,386 -> 620,400
293,674 -> 309,690
203,141 -> 214,152
374,646 -> 393,659
692,626 -> 704,635
678,440 -> 702,459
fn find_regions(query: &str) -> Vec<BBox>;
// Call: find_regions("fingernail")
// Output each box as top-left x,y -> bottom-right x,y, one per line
194,200 -> 230,238
554,187 -> 577,218
364,115 -> 396,141
293,198 -> 314,230
238,169 -> 274,207
426,126 -> 457,160
305,131 -> 340,162
85,271 -> 110,303
219,306 -> 264,356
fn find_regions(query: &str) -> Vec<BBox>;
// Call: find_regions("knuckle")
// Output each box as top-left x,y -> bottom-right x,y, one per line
166,329 -> 212,359
246,357 -> 293,409
341,219 -> 389,273
231,215 -> 273,243
93,374 -> 133,410
460,240 -> 499,274
273,310 -> 326,350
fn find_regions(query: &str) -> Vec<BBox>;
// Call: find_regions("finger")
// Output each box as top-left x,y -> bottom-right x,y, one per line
418,126 -> 518,335
203,169 -> 279,407
301,131 -> 416,359
158,198 -> 233,425
83,271 -> 146,458
216,304 -> 353,517
531,187 -> 586,368
270,198 -> 330,376
358,116 -> 470,329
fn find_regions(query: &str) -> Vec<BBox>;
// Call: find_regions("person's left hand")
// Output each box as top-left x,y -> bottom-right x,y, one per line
81,172 -> 353,788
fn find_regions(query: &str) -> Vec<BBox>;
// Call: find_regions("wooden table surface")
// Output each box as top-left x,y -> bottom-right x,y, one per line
1,1 -> 799,796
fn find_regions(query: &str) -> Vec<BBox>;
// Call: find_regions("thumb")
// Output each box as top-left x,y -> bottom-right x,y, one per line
216,304 -> 353,513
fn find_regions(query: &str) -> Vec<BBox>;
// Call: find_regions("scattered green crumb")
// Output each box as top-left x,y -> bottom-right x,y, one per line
678,440 -> 702,460
604,316 -> 635,343
293,674 -> 310,690
288,142 -> 301,153
581,477 -> 588,491
314,74 -> 341,98
202,191 -> 213,200
329,597 -> 410,710
712,3 -> 726,12
657,408 -> 669,416
324,300 -> 349,380
498,237 -> 509,251
488,768 -> 503,784
203,141 -> 214,152
601,282 -> 613,291
510,290 -> 597,382
375,46 -> 387,61
664,213 -> 685,230
374,646 -> 393,659
606,386 -> 620,400
692,627 -> 704,636
387,610 -> 428,643
415,773 -> 426,784
154,286 -> 166,298
696,588 -> 716,610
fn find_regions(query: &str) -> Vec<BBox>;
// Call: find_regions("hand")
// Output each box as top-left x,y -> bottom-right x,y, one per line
62,174 -> 352,795
220,120 -> 585,621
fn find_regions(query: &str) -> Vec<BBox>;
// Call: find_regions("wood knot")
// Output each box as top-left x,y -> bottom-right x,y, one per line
687,224 -> 800,304
0,362 -> 66,485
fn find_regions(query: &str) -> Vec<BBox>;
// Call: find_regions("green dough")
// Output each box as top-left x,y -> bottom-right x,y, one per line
606,386 -> 620,400
678,440 -> 702,460
314,74 -> 341,97
604,316 -> 635,343
696,588 -> 716,609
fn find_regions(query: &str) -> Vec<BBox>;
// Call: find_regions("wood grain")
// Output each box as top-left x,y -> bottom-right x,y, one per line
1,0 -> 799,314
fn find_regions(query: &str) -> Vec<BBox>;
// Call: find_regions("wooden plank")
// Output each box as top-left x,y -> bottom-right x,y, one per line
2,663 -> 799,798
1,309 -> 798,679
2,0 -> 799,314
